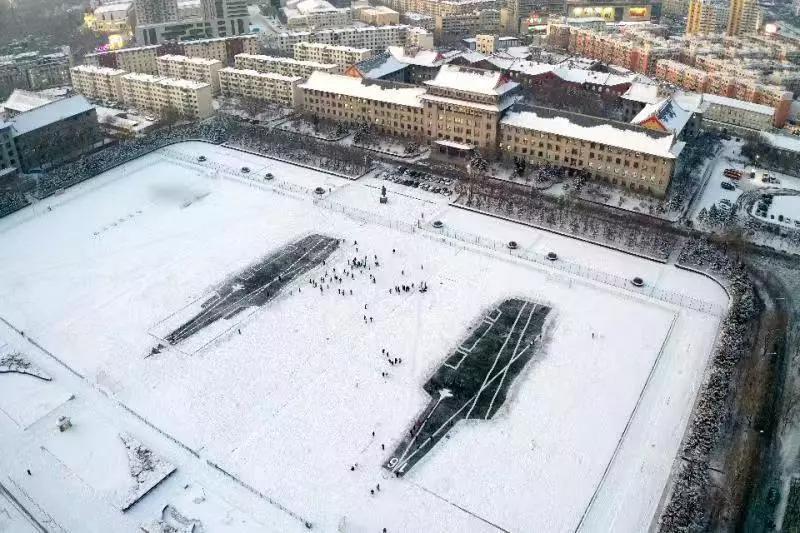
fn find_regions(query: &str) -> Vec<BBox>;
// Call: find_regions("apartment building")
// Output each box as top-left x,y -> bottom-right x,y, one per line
376,0 -> 496,18
662,0 -> 690,17
727,0 -> 762,35
402,12 -> 434,30
234,53 -> 339,77
70,65 -> 127,104
565,27 -> 673,75
157,54 -> 224,94
85,45 -> 161,75
293,43 -> 374,70
218,68 -> 302,106
421,65 -> 520,158
686,0 -> 729,34
701,93 -> 776,130
298,71 -> 427,139
359,6 -> 400,25
283,0 -> 352,29
180,34 -> 261,63
655,59 -> 709,92
500,106 -> 681,197
263,25 -> 409,54
84,35 -> 260,76
434,10 -> 500,41
0,52 -> 72,98
120,72 -> 214,119
407,27 -> 435,48
90,2 -> 135,34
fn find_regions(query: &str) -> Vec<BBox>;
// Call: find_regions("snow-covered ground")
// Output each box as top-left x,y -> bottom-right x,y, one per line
690,140 -> 800,222
0,142 -> 727,532
751,193 -> 800,229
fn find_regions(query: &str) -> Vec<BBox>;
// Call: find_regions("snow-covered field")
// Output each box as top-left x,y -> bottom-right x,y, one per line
0,142 -> 727,532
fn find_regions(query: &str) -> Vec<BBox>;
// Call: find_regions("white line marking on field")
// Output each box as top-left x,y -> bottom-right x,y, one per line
465,303 -> 527,419
394,334 -> 538,471
485,304 -> 536,419
395,388 -> 452,468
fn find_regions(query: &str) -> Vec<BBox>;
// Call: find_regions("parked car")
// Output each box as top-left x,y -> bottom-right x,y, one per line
721,181 -> 735,191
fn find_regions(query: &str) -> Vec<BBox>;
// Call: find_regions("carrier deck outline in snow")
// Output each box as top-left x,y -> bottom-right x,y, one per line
161,234 -> 339,346
385,298 -> 550,476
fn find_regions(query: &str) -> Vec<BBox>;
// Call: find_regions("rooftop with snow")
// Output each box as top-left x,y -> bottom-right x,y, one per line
300,71 -> 425,107
7,95 -> 95,136
502,105 -> 680,159
424,65 -> 519,96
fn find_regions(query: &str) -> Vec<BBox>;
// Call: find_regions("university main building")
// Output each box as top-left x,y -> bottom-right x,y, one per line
299,64 -> 682,197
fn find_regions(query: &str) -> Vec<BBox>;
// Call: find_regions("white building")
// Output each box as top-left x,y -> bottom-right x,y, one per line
157,54 -> 224,94
70,65 -> 127,105
292,42 -> 374,70
407,26 -> 434,48
234,53 -> 338,77
218,67 -> 302,106
120,72 -> 214,119
263,25 -> 410,54
283,0 -> 352,29
85,45 -> 162,75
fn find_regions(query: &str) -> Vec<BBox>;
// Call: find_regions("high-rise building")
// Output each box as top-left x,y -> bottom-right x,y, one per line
726,0 -> 761,35
134,0 -> 250,45
134,0 -> 179,25
686,0 -> 728,34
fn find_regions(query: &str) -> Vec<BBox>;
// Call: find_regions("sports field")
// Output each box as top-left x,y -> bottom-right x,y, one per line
0,141 -> 727,533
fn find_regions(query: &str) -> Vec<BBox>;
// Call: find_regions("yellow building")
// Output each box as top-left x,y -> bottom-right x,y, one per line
727,0 -> 762,35
219,68 -> 302,106
85,45 -> 161,75
298,71 -> 427,139
235,53 -> 339,77
70,65 -> 127,104
156,54 -> 224,95
500,106 -> 681,197
359,6 -> 400,25
292,42 -> 374,70
686,0 -> 729,35
120,72 -> 214,119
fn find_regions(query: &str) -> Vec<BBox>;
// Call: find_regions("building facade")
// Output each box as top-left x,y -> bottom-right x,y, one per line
218,67 -> 302,105
299,71 -> 426,139
70,65 -> 127,104
686,0 -> 729,34
283,1 -> 352,30
701,93 -> 776,130
292,42 -> 374,70
0,52 -> 72,99
500,106 -> 680,197
234,53 -> 338,77
180,35 -> 261,63
90,2 -> 135,34
85,45 -> 162,75
727,0 -> 761,35
434,10 -> 500,41
263,25 -> 409,54
421,65 -> 520,158
120,72 -> 214,119
156,54 -> 224,94
359,6 -> 400,25
135,0 -> 250,44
